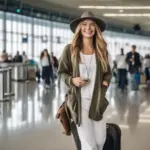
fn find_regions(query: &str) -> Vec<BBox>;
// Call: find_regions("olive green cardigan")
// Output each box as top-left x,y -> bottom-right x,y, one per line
58,44 -> 112,126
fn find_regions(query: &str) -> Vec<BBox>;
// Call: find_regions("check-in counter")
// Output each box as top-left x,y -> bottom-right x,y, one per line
0,63 -> 36,81
11,63 -> 28,81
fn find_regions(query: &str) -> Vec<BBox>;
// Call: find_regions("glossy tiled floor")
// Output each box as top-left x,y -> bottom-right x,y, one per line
0,80 -> 150,150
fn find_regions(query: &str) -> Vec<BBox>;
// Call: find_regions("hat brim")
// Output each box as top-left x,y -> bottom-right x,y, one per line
70,17 -> 106,33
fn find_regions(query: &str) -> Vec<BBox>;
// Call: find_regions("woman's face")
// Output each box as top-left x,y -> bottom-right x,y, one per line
81,19 -> 96,38
44,51 -> 48,56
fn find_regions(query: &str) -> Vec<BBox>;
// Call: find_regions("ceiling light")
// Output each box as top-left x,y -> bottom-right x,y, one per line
103,13 -> 150,17
119,9 -> 124,13
79,6 -> 150,10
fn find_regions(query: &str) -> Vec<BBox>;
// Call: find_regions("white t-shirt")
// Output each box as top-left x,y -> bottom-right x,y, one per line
116,55 -> 127,69
144,58 -> 150,68
79,52 -> 96,100
22,55 -> 28,63
41,56 -> 50,67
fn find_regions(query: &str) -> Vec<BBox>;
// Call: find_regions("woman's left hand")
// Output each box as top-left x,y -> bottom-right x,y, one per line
103,81 -> 108,87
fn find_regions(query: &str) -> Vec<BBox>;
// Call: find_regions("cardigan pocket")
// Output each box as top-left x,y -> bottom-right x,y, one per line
67,94 -> 78,123
100,85 -> 109,114
100,97 -> 109,115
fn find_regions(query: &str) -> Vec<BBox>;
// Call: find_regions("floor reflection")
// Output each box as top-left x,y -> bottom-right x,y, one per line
0,82 -> 62,132
106,84 -> 150,132
0,81 -> 150,134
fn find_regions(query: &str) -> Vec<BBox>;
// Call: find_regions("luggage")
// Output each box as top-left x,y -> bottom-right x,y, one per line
28,69 -> 36,80
103,123 -> 121,150
140,73 -> 146,84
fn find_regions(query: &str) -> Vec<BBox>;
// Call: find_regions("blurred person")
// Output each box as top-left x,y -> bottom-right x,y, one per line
112,60 -> 118,83
1,49 -> 8,62
116,48 -> 128,92
144,54 -> 150,81
13,51 -> 23,63
58,11 -> 112,150
40,49 -> 54,88
126,45 -> 141,90
51,52 -> 58,78
7,55 -> 13,63
35,62 -> 41,83
126,45 -> 141,74
22,51 -> 28,63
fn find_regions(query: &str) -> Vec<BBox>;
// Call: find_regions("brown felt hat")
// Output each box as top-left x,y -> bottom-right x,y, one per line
70,11 -> 106,33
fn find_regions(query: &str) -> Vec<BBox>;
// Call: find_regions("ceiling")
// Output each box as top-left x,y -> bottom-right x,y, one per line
24,0 -> 150,31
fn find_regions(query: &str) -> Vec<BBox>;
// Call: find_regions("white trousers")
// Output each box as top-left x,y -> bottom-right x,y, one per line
77,99 -> 106,150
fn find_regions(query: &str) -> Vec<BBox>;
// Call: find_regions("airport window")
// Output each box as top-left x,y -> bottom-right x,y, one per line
0,10 -> 150,61
33,18 -> 51,61
0,12 -> 4,51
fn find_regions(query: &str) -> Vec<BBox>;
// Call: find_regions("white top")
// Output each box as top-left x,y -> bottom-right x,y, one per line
79,52 -> 96,100
22,55 -> 28,63
41,56 -> 50,67
116,54 -> 127,69
144,58 -> 150,68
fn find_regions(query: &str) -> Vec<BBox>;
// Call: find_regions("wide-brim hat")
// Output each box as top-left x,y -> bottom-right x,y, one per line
70,11 -> 106,33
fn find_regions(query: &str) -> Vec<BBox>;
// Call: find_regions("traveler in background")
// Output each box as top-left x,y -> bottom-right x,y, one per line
116,48 -> 128,92
58,11 -> 112,150
40,49 -> 54,88
126,45 -> 141,74
13,51 -> 23,63
1,50 -> 8,62
51,52 -> 58,78
144,54 -> 150,81
112,60 -> 118,83
22,51 -> 28,63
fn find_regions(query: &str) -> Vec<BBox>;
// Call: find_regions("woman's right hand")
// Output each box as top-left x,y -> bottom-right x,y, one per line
72,77 -> 87,87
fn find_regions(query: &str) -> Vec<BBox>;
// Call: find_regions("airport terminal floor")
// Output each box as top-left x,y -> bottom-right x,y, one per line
0,80 -> 150,150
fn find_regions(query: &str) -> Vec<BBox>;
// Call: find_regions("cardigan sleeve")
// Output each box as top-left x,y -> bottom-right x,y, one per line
58,44 -> 74,88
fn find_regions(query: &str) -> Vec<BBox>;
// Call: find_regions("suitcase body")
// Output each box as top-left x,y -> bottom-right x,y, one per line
103,123 -> 121,150
140,74 -> 146,84
74,123 -> 121,150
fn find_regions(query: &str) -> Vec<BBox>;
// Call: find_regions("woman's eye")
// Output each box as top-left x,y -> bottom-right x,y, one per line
90,23 -> 95,27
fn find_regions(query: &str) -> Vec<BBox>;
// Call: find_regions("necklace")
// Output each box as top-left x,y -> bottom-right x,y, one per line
80,52 -> 95,99
81,52 -> 94,82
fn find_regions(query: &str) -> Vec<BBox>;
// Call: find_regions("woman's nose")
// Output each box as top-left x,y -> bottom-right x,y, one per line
86,25 -> 90,30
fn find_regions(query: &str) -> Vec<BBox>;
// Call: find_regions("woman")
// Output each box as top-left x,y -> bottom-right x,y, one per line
144,54 -> 150,81
112,60 -> 118,83
58,12 -> 112,150
116,48 -> 128,91
40,49 -> 54,88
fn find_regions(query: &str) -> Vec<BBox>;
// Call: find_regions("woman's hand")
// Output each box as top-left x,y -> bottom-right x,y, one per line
72,77 -> 88,87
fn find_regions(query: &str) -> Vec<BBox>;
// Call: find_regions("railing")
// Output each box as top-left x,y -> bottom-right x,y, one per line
0,67 -> 14,101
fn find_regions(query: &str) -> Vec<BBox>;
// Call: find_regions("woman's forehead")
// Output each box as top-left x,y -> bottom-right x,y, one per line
82,19 -> 95,24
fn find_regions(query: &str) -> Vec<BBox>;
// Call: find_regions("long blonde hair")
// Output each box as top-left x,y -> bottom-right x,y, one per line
70,21 -> 109,72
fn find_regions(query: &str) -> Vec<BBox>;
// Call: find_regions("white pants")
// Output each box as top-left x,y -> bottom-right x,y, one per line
77,99 -> 106,150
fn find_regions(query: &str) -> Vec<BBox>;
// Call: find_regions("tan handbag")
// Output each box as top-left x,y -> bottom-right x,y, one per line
56,94 -> 72,136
